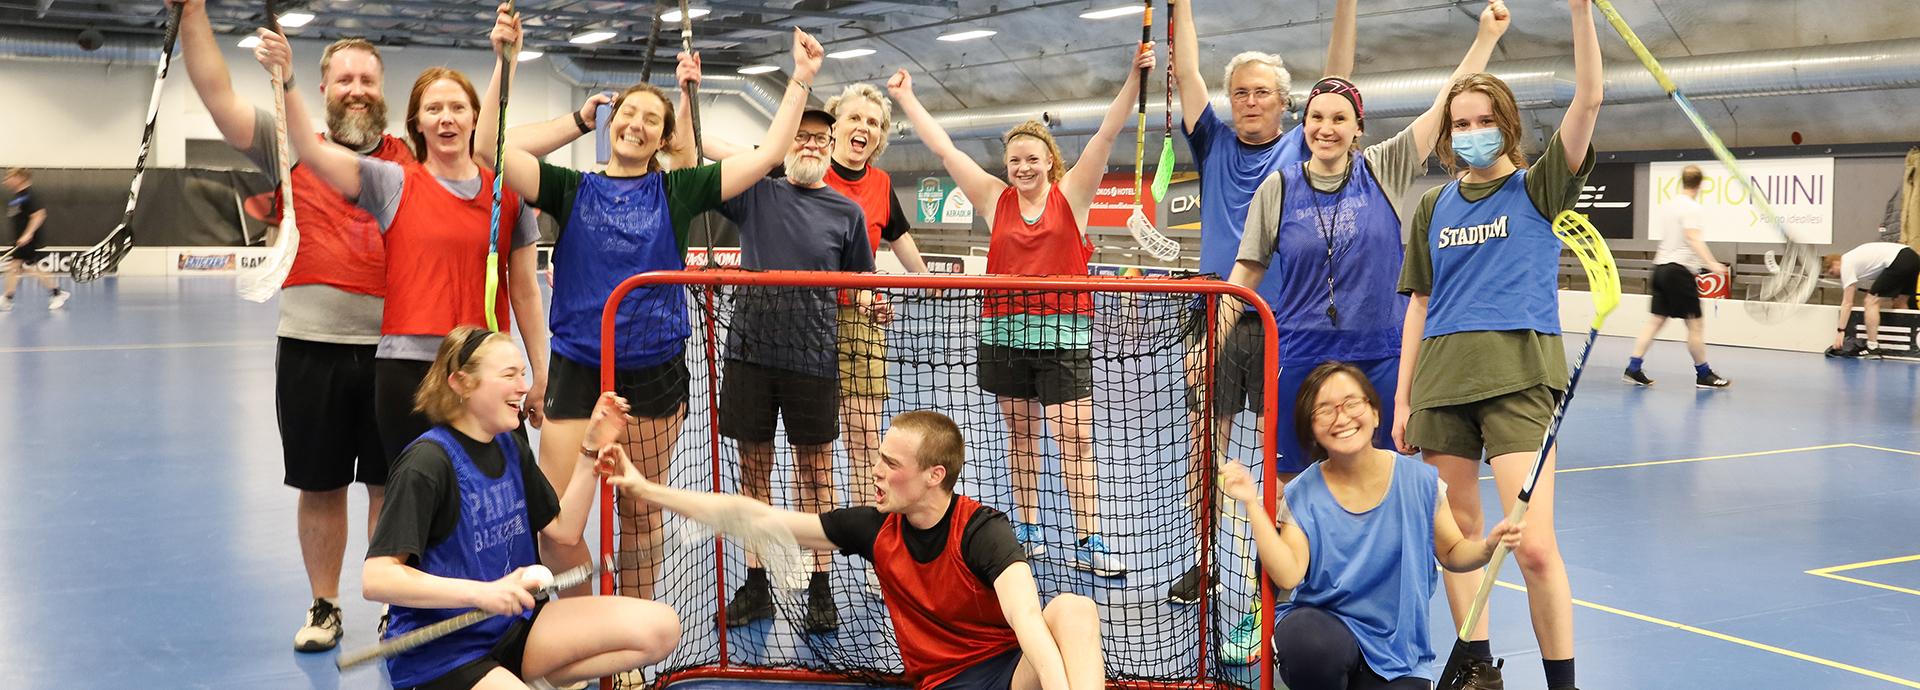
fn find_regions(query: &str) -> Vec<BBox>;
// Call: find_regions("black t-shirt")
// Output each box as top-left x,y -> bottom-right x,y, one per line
367,427 -> 561,565
8,187 -> 43,245
819,497 -> 1025,587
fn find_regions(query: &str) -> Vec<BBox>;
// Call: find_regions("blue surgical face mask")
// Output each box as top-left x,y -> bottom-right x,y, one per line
1451,127 -> 1504,170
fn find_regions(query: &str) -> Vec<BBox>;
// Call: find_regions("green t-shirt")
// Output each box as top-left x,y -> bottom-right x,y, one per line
1397,132 -> 1596,410
533,160 -> 722,252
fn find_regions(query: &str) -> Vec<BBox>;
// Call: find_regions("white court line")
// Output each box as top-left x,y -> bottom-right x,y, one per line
0,340 -> 274,354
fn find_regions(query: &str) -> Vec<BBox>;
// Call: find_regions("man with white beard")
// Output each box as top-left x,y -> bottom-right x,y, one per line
712,107 -> 881,635
171,0 -> 413,654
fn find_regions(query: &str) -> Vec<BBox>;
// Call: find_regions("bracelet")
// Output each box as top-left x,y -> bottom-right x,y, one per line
793,78 -> 813,92
573,110 -> 592,134
581,444 -> 601,458
281,75 -> 295,90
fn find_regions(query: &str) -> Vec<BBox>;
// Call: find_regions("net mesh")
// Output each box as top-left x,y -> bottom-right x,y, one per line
599,273 -> 1278,689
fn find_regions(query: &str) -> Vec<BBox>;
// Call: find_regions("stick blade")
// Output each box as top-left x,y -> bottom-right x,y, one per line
1150,136 -> 1176,202
236,226 -> 298,303
1127,209 -> 1180,261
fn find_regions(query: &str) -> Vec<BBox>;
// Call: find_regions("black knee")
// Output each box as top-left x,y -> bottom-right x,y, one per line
1273,606 -> 1364,689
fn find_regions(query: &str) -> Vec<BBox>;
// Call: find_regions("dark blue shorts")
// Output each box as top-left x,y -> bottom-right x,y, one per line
934,647 -> 1024,690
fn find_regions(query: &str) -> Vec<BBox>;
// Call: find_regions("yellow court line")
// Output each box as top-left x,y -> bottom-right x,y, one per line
1850,443 -> 1920,457
1805,571 -> 1920,598
0,340 -> 275,354
1809,553 -> 1920,575
1491,580 -> 1920,688
1479,443 -> 1855,481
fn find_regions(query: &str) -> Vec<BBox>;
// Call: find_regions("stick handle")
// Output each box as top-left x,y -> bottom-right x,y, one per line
1455,498 -> 1531,639
335,563 -> 593,671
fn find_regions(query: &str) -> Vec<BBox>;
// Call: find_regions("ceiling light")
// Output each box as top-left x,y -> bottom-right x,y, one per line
936,29 -> 997,42
569,30 -> 617,45
1079,5 -> 1144,19
661,8 -> 710,22
237,35 -> 261,48
737,64 -> 780,75
826,48 -> 876,59
277,11 -> 313,28
517,50 -> 544,62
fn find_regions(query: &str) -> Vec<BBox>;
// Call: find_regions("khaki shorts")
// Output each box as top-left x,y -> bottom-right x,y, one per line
837,305 -> 889,398
1407,384 -> 1558,461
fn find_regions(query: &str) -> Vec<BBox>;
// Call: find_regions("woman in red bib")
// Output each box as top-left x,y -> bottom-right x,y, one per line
887,46 -> 1151,578
256,34 -> 550,470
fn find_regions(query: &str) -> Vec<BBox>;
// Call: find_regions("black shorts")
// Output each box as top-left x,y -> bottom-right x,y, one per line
977,345 -> 1093,406
5,244 -> 45,265
1182,315 -> 1266,415
933,647 -> 1024,690
1868,247 -> 1920,298
374,357 -> 435,463
1648,262 -> 1703,319
276,338 -> 385,490
404,601 -> 543,690
718,359 -> 838,445
545,350 -> 690,421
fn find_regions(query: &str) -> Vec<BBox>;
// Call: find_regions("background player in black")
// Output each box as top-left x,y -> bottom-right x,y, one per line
2,168 -> 72,311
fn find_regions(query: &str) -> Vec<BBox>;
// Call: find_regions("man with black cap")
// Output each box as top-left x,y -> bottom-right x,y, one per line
715,106 -> 884,634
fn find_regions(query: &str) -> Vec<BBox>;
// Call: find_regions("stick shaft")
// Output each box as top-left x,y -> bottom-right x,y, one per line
484,1 -> 515,331
72,3 -> 183,281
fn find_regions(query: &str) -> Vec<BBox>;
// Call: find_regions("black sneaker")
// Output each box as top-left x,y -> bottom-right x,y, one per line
1695,371 -> 1731,388
803,578 -> 839,633
724,576 -> 774,627
1622,368 -> 1654,386
1461,656 -> 1505,690
1165,564 -> 1215,605
293,598 -> 343,652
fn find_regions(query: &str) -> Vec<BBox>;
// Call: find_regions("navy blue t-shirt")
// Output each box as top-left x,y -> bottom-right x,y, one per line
718,177 -> 874,377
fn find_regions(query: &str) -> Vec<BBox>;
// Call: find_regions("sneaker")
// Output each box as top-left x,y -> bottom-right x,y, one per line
724,576 -> 774,627
1165,564 -> 1216,605
1861,345 -> 1884,359
1622,368 -> 1653,386
293,598 -> 343,652
1070,534 -> 1128,577
1452,656 -> 1505,690
612,669 -> 647,690
1013,522 -> 1047,558
0,296 -> 12,312
1695,371 -> 1731,389
1219,610 -> 1262,666
803,578 -> 839,634
47,289 -> 69,310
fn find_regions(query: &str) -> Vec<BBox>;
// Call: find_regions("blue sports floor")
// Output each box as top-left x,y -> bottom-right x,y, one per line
2,276 -> 1917,689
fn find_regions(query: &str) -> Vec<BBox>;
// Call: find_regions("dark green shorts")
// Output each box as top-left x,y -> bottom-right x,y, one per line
1407,384 -> 1558,461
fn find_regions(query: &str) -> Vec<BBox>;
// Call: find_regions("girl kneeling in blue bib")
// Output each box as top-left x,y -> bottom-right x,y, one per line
365,327 -> 681,690
1219,362 -> 1520,689
1391,2 -> 1603,688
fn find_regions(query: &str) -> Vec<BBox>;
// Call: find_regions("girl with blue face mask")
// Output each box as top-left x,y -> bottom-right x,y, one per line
1391,2 -> 1605,689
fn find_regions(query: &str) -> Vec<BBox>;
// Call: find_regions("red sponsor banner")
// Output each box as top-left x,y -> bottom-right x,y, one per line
1088,172 -> 1156,229
1695,271 -> 1729,299
684,247 -> 742,267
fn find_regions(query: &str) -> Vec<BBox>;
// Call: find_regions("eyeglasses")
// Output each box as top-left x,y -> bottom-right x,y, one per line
1230,88 -> 1278,103
793,132 -> 833,146
1310,397 -> 1369,424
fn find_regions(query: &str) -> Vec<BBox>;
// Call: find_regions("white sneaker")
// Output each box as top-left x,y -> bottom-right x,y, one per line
293,598 -> 344,652
0,296 -> 13,312
47,290 -> 69,310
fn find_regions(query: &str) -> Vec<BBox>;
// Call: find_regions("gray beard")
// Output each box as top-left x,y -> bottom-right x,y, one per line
786,155 -> 827,186
326,100 -> 388,150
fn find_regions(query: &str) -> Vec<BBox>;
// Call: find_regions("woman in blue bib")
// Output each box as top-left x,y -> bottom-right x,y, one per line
1392,2 -> 1603,689
365,327 -> 681,689
471,10 -> 824,601
1219,362 -> 1520,689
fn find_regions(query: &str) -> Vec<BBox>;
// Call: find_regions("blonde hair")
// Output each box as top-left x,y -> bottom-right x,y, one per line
1223,51 -> 1292,108
890,410 -> 966,492
1002,120 -> 1065,185
4,168 -> 27,182
319,38 -> 383,81
825,83 -> 893,160
1435,73 -> 1530,174
415,326 -> 513,425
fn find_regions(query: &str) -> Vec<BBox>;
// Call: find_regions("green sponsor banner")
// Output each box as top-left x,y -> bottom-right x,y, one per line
913,176 -> 975,225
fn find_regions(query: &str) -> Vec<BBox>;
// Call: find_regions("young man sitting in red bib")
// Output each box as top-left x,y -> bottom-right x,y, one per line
597,410 -> 1102,690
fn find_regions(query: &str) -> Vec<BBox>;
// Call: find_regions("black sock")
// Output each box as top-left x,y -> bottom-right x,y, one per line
1467,639 -> 1493,661
745,567 -> 768,585
1544,657 -> 1575,689
809,571 -> 829,590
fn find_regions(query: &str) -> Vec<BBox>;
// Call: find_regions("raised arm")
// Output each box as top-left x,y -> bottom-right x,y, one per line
170,0 -> 258,150
888,69 -> 1006,221
1407,1 -> 1510,160
1322,0 -> 1358,79
474,4 -> 545,204
1171,0 -> 1208,132
1060,43 -> 1154,218
600,445 -> 838,552
1217,460 -> 1308,588
256,29 -> 362,199
511,93 -> 613,160
1558,0 -> 1604,172
714,28 -> 822,200
994,564 -> 1074,690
